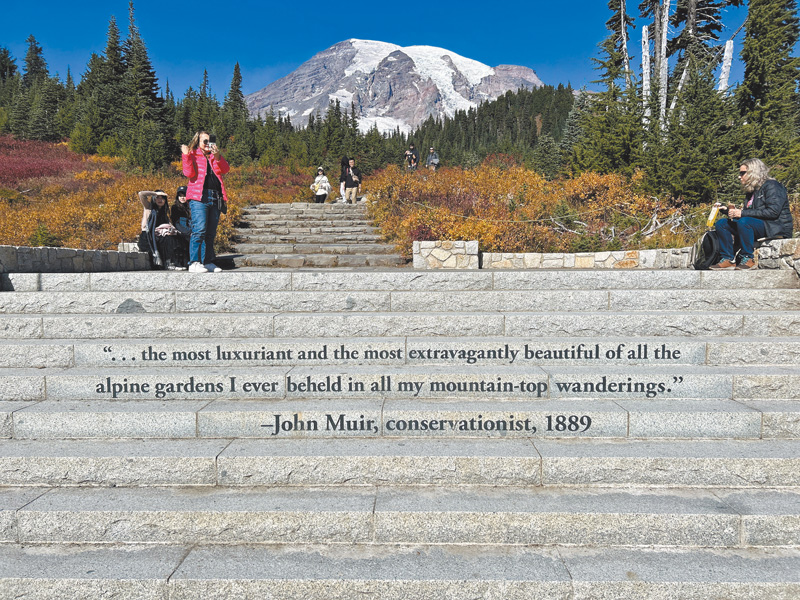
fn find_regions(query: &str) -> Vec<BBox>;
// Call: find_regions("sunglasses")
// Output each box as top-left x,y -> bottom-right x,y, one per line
201,140 -> 210,145
738,170 -> 747,177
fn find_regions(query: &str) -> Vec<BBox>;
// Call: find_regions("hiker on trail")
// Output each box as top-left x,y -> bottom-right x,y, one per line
311,167 -> 332,203
710,158 -> 793,270
340,158 -> 362,204
404,143 -> 419,171
138,189 -> 185,270
180,131 -> 229,273
338,156 -> 349,201
426,147 -> 440,171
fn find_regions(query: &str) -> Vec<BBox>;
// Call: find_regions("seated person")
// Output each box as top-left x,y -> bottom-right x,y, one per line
138,189 -> 185,270
170,186 -> 191,268
711,158 -> 794,270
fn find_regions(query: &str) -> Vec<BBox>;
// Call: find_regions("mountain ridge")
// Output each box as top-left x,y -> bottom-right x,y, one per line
245,39 -> 544,134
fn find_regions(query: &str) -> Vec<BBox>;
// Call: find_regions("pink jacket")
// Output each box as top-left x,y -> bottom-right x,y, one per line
181,149 -> 230,203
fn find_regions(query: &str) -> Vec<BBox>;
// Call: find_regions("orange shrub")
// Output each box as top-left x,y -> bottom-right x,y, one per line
367,165 -> 695,257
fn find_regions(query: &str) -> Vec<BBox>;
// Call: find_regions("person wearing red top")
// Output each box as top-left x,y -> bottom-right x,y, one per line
181,131 -> 230,273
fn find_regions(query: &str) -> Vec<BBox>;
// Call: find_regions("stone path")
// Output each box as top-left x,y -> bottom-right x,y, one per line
231,202 -> 407,268
1,268 -> 799,597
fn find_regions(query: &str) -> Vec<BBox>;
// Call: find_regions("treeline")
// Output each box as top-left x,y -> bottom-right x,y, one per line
0,2 -> 574,178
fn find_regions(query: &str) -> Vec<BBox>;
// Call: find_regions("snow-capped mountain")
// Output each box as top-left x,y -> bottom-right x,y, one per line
245,39 -> 544,134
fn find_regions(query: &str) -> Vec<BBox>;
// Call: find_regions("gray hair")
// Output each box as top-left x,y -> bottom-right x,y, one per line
740,158 -> 772,191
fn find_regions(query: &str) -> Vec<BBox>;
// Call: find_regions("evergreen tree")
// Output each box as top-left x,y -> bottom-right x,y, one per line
27,76 -> 62,141
9,84 -> 31,138
738,0 -> 800,175
22,35 -> 48,89
655,60 -> 741,201
221,63 -> 254,164
120,1 -> 170,165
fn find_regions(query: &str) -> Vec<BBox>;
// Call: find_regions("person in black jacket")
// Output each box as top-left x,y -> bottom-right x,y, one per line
170,186 -> 191,269
340,158 -> 362,204
711,158 -> 794,270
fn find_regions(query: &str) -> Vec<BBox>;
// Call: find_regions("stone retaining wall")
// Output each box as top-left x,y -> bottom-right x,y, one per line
412,240 -> 479,269
757,238 -> 800,277
0,245 -> 150,274
415,239 -> 800,274
482,248 -> 692,269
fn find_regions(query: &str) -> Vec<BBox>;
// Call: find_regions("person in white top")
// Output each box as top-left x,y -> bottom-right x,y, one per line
310,167 -> 332,203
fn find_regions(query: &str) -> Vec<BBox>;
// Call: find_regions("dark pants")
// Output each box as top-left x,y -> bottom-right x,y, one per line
138,231 -> 183,269
714,217 -> 767,261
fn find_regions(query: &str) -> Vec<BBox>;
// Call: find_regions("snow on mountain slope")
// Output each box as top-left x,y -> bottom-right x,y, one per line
245,39 -> 543,134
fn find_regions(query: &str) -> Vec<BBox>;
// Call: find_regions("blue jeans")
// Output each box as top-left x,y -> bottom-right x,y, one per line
714,217 -> 766,261
190,196 -> 220,264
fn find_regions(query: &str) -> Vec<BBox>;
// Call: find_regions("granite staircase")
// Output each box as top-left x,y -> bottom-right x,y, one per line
231,202 -> 407,268
1,268 -> 799,598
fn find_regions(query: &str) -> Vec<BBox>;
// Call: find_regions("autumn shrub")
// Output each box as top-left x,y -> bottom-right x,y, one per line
367,165 -> 699,257
0,136 -> 86,187
0,140 -> 244,252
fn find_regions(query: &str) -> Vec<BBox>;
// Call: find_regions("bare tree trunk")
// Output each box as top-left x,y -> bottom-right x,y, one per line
687,0 -> 697,45
621,0 -> 632,89
669,64 -> 689,116
658,0 -> 671,131
642,25 -> 651,125
652,3 -> 662,83
718,40 -> 734,92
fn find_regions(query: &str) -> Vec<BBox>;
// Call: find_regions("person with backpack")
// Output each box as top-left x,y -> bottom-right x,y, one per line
710,158 -> 793,270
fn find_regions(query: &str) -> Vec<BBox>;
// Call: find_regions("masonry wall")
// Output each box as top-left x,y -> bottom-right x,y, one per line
0,245 -> 150,274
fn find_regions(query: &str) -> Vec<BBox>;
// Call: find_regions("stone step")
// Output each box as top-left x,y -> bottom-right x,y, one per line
7,364 -> 800,402
1,438 -> 798,488
4,269 -> 798,293
6,399 -> 799,440
242,202 -> 368,213
4,336 -> 800,369
236,226 -> 381,235
237,218 -> 374,227
232,243 -> 399,255
233,254 -> 407,268
2,289 -> 800,314
4,485 -> 799,547
3,544 -> 799,599
233,233 -> 385,244
4,311 -> 800,340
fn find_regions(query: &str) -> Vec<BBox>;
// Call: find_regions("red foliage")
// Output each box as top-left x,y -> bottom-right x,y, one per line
0,136 -> 86,188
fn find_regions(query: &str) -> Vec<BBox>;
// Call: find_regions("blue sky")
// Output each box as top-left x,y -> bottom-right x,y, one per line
2,1 -> 751,98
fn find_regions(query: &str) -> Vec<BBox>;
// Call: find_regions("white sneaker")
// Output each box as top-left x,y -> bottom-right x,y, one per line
204,263 -> 222,273
189,262 -> 208,273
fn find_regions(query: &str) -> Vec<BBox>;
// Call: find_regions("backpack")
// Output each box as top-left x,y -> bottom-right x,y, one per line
690,229 -> 720,270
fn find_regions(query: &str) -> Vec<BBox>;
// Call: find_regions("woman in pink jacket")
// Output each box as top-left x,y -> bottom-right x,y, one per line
180,131 -> 230,273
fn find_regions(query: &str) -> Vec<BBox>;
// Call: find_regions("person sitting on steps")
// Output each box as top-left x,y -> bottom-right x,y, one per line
711,158 -> 793,270
170,185 -> 192,269
138,189 -> 185,270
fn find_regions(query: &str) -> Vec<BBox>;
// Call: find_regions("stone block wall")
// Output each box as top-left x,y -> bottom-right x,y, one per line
481,248 -> 692,270
413,239 -> 800,274
413,240 -> 479,269
757,239 -> 800,277
0,245 -> 150,274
